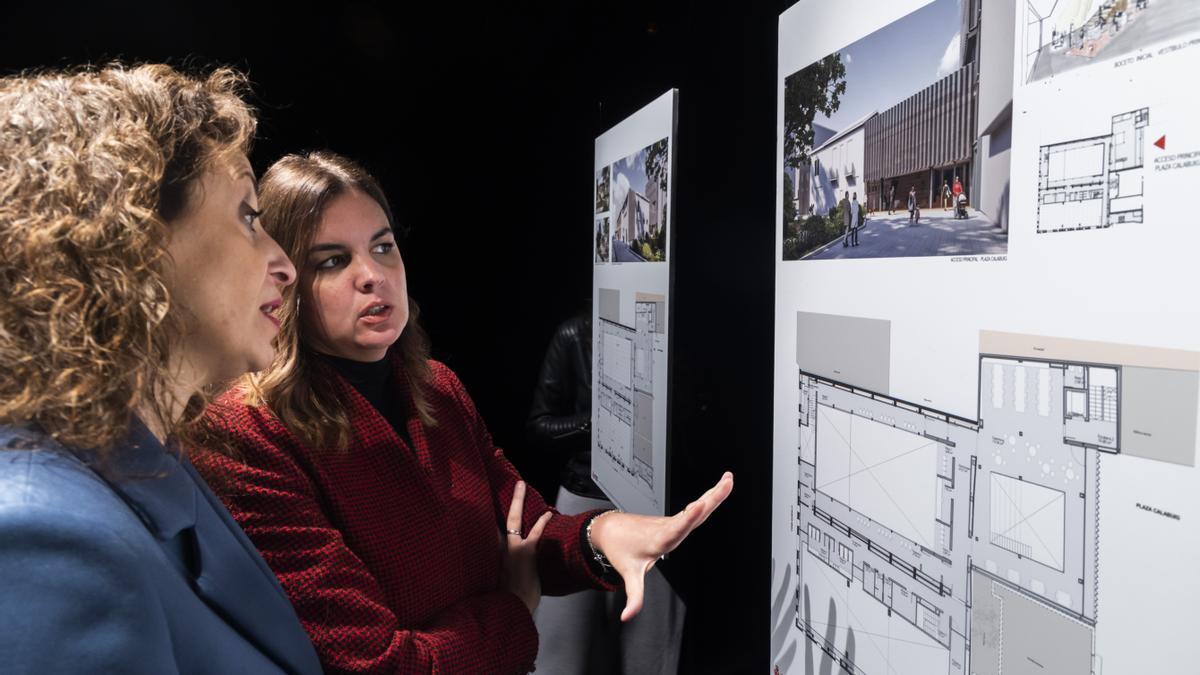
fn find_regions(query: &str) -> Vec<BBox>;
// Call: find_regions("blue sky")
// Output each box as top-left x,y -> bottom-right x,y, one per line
816,0 -> 964,134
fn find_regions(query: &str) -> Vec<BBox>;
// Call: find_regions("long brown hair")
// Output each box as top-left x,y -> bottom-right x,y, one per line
0,64 -> 255,458
234,151 -> 435,451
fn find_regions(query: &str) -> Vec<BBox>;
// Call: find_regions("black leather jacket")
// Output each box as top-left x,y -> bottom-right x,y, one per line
525,313 -> 603,498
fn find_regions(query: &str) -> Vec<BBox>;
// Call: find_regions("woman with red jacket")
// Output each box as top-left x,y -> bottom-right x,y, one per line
191,151 -> 732,674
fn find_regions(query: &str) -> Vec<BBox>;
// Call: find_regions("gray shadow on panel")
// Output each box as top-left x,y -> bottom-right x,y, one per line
599,288 -> 620,323
1121,366 -> 1199,467
970,569 -> 1094,675
796,312 -> 890,393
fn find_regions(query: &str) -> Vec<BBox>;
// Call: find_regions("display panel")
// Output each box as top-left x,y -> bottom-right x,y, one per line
592,90 -> 677,515
772,2 -> 1200,674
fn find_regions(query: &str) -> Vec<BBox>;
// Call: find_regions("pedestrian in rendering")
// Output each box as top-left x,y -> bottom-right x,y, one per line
942,180 -> 952,210
857,195 -> 866,245
908,186 -> 918,225
953,175 -> 963,201
850,192 -> 861,247
888,183 -> 896,215
841,191 -> 852,247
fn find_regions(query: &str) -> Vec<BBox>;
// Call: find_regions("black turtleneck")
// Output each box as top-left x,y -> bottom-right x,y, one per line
317,352 -> 412,447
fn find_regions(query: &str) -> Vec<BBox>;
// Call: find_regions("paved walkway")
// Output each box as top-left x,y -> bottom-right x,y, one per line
614,240 -> 647,262
805,208 -> 1007,260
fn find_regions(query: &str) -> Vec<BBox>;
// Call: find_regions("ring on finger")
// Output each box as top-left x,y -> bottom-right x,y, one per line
505,528 -> 522,536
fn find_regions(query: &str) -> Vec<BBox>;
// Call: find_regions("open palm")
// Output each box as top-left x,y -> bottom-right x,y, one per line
589,472 -> 733,621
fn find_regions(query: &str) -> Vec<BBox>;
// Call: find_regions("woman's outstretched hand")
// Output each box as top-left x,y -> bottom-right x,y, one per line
589,471 -> 733,622
501,481 -> 552,614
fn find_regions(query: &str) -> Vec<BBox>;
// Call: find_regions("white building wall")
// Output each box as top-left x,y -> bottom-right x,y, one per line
809,126 -> 866,216
978,119 -> 1011,231
978,0 -> 1015,231
980,0 -> 1014,135
633,193 -> 650,240
615,193 -> 632,242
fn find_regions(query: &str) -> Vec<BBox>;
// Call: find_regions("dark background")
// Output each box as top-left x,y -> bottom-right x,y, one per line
4,2 -> 789,671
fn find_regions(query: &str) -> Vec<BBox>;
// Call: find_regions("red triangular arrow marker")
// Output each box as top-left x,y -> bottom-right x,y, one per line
1154,135 -> 1166,150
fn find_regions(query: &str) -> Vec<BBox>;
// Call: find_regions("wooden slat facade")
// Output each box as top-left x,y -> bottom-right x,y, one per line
864,61 -> 977,186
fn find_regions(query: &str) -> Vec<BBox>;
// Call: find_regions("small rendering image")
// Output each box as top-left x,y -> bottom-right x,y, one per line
611,138 -> 669,263
1022,0 -> 1200,83
596,165 -> 611,214
594,216 -> 611,263
781,0 -> 1011,261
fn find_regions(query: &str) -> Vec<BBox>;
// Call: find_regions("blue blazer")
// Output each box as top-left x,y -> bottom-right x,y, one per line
0,421 -> 322,674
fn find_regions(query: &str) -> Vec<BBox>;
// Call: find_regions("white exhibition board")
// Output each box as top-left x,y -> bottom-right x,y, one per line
771,1 -> 1200,674
592,89 -> 677,516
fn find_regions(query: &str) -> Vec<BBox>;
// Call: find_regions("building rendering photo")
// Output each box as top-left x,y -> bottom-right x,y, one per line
611,137 -> 669,262
782,0 -> 1013,261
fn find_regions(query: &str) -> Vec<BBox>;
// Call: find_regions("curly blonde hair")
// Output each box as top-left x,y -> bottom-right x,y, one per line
0,63 -> 256,458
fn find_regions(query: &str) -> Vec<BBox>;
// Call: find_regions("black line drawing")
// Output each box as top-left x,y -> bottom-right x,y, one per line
1037,108 -> 1148,234
788,328 -> 1200,674
596,294 -> 664,492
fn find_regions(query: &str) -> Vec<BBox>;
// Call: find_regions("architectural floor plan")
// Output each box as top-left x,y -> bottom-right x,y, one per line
596,291 -> 665,491
793,318 -> 1198,675
1037,108 -> 1149,233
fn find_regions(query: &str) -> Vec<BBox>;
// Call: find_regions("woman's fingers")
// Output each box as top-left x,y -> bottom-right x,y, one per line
674,472 -> 734,530
704,472 -> 734,505
506,481 -> 527,536
594,473 -> 733,622
657,472 -> 735,552
619,564 -> 646,623
691,472 -> 733,525
527,510 -> 553,543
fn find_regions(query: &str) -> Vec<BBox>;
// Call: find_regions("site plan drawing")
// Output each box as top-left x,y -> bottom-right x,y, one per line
1037,108 -> 1148,233
596,290 -> 665,495
793,314 -> 1199,675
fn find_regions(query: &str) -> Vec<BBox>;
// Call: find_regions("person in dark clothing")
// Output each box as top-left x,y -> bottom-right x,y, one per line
840,191 -> 852,247
526,309 -> 602,500
526,311 -> 687,675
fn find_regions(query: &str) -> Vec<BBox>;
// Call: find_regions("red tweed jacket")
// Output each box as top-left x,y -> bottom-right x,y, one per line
191,359 -> 613,674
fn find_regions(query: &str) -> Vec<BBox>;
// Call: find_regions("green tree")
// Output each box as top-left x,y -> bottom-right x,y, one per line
644,138 -> 669,195
783,53 -> 847,169
782,171 -> 797,236
596,166 -> 610,211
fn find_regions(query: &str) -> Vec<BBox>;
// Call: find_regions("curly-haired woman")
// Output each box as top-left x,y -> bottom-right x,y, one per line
0,65 -> 321,674
191,151 -> 733,674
